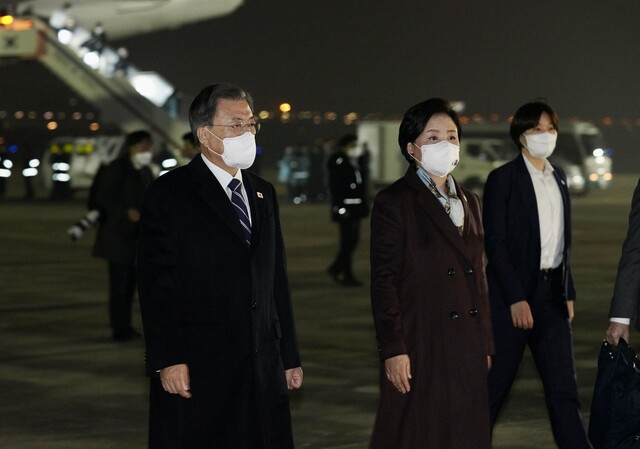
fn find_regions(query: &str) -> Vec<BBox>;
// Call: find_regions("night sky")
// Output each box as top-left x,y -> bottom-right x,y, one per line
111,0 -> 640,121
1,0 -> 640,164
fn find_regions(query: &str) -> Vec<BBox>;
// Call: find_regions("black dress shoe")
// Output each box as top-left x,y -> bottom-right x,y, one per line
327,266 -> 342,284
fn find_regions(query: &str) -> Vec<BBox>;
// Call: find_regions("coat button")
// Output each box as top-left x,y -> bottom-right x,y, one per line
465,267 -> 474,275
251,302 -> 257,309
253,350 -> 258,357
450,311 -> 459,319
447,268 -> 456,276
469,308 -> 478,317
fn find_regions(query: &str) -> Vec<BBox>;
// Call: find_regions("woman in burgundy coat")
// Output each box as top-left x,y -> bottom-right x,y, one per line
370,98 -> 494,449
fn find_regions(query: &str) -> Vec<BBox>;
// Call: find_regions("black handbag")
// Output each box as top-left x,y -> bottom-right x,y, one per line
589,339 -> 640,449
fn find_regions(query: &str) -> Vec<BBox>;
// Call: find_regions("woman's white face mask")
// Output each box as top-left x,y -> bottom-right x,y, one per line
524,132 -> 557,159
411,140 -> 460,177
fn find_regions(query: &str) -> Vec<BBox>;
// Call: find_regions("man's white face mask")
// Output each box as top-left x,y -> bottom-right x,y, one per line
205,128 -> 256,170
134,151 -> 153,167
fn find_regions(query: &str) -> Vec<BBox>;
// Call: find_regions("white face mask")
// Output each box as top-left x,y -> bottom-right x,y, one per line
133,151 -> 153,166
524,132 -> 557,159
411,140 -> 460,177
205,128 -> 256,169
346,145 -> 364,159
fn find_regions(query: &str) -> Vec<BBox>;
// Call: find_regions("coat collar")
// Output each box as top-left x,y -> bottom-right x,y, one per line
514,154 -> 539,216
188,156 -> 262,249
404,167 -> 471,263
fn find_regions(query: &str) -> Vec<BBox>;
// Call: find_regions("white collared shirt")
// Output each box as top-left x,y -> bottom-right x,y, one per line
200,154 -> 252,225
522,156 -> 564,269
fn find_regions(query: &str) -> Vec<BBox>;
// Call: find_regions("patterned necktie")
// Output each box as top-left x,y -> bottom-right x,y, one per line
228,178 -> 251,246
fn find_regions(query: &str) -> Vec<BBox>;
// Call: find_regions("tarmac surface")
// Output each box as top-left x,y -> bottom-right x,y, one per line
1,172 -> 639,449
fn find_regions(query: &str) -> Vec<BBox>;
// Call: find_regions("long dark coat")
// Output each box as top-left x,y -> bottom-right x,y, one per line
137,156 -> 301,449
91,157 -> 153,264
370,168 -> 494,449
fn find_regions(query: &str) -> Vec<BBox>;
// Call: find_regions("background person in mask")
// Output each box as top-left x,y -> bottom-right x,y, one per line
90,130 -> 154,341
369,98 -> 494,448
181,131 -> 199,160
137,83 -> 303,449
483,101 -> 591,448
327,134 -> 370,286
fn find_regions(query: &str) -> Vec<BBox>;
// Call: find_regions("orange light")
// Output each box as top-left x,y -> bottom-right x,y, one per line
279,103 -> 292,113
89,122 -> 100,132
47,121 -> 58,131
0,15 -> 14,26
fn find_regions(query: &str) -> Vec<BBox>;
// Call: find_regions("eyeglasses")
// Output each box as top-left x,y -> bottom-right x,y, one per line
211,121 -> 261,135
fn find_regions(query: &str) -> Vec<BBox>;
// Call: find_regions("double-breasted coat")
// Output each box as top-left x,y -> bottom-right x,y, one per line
137,155 -> 301,448
370,168 -> 494,449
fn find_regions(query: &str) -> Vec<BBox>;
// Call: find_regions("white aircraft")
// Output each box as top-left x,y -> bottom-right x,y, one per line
0,0 -> 245,196
3,0 -> 243,38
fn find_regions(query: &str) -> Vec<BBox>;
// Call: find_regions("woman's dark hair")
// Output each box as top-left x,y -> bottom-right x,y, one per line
188,83 -> 255,137
510,101 -> 559,150
398,98 -> 461,165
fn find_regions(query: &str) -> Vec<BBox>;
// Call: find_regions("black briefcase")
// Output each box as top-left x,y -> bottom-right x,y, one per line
589,339 -> 640,449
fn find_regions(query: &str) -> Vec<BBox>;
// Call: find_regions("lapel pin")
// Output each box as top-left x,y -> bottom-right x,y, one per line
257,192 -> 264,198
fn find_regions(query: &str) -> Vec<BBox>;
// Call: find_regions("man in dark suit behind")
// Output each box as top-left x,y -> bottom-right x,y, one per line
605,178 -> 640,345
91,130 -> 154,341
137,83 -> 303,449
326,134 -> 369,286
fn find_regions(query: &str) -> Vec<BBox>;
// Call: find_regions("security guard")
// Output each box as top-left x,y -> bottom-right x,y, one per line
327,134 -> 369,286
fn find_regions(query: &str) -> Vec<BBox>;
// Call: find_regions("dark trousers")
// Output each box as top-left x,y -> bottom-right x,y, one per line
488,272 -> 591,449
330,219 -> 360,279
108,261 -> 136,334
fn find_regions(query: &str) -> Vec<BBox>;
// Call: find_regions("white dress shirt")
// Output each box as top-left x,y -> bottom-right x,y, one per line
523,156 -> 564,270
200,154 -> 252,226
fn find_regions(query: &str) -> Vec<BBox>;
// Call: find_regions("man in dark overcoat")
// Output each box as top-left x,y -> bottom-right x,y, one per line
327,134 -> 369,286
606,178 -> 640,345
137,83 -> 303,449
91,129 -> 154,341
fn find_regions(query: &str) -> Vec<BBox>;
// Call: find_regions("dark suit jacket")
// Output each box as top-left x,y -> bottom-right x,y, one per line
327,151 -> 369,222
137,155 -> 300,448
483,154 -> 575,308
609,178 -> 640,329
91,157 -> 153,264
370,168 -> 493,449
